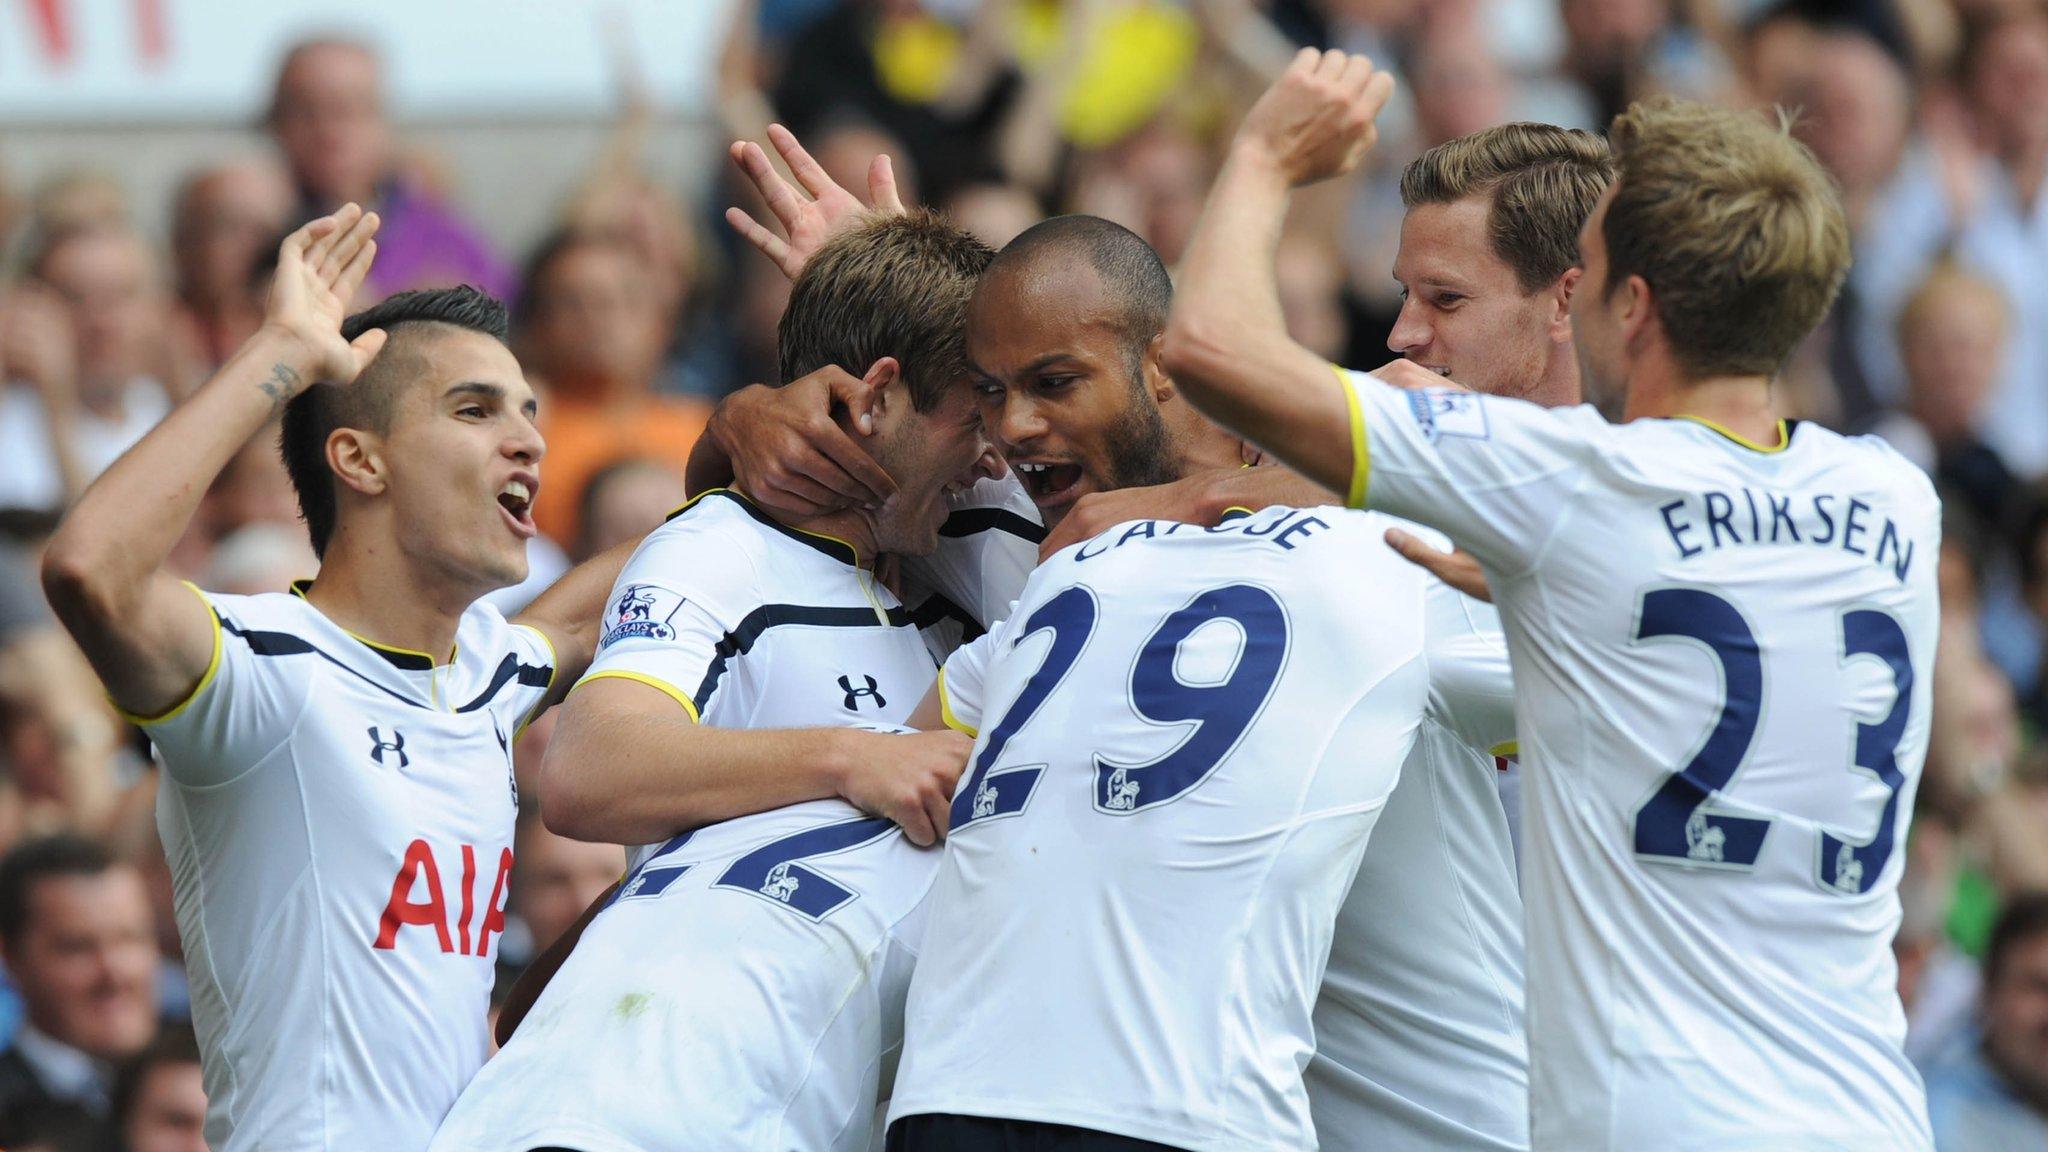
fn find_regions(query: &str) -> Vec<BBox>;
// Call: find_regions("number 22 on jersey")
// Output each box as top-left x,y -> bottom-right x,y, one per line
950,582 -> 1290,830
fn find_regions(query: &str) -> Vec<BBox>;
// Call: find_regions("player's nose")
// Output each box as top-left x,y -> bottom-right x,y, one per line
970,442 -> 1007,484
1388,300 -> 1430,355
995,393 -> 1047,451
504,414 -> 545,465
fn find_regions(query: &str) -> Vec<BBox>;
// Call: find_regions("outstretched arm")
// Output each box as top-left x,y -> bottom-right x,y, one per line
1162,49 -> 1393,503
42,206 -> 384,718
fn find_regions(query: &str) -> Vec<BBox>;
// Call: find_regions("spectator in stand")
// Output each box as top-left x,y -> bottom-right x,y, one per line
510,807 -> 624,959
0,836 -> 160,1148
168,159 -> 293,371
1873,262 -> 2016,533
1791,25 -> 1959,426
1926,892 -> 2048,1149
266,37 -> 512,300
0,227 -> 172,513
1954,9 -> 2048,477
574,459 -> 686,562
112,1024 -> 207,1152
513,229 -> 711,543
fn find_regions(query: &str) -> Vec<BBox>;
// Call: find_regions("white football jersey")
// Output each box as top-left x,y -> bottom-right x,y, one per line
902,473 -> 1043,632
890,506 -> 1431,1152
430,489 -> 946,1152
1338,370 -> 1940,1151
1308,570 -> 1529,1152
138,582 -> 553,1152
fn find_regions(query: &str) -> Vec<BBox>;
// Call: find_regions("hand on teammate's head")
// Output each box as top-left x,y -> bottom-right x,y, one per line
714,365 -> 896,521
1235,48 -> 1396,188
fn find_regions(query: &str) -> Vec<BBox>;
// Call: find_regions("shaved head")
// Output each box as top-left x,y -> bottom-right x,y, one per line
982,216 -> 1171,376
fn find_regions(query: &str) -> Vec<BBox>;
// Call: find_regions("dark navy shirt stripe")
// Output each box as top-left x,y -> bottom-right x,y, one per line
939,508 -> 1046,544
691,603 -> 917,714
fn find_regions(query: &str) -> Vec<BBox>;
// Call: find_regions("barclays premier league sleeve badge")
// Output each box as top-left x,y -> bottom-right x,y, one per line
1405,388 -> 1491,444
600,582 -> 688,647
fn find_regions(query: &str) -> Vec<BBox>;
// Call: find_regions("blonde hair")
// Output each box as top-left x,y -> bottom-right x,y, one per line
1401,123 -> 1615,293
1896,259 -> 2008,342
1603,98 -> 1851,378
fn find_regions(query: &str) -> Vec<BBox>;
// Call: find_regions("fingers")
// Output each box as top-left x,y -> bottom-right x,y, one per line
1287,46 -> 1319,76
1361,68 -> 1396,118
1339,52 -> 1376,97
788,446 -> 879,508
1313,48 -> 1349,82
731,139 -> 809,233
319,210 -> 380,284
768,122 -> 841,201
302,203 -> 363,272
333,239 -> 378,305
723,205 -> 793,273
1384,529 -> 1493,602
923,788 -> 952,845
868,154 -> 906,216
763,464 -> 852,515
277,216 -> 332,270
1383,527 -> 1443,568
895,801 -> 938,849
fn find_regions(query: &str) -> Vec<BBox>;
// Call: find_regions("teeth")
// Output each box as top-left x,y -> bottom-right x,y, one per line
1432,367 -> 1452,377
1015,463 -> 1050,474
501,480 -> 531,502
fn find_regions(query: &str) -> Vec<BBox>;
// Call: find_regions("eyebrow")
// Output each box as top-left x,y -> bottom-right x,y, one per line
446,381 -> 539,415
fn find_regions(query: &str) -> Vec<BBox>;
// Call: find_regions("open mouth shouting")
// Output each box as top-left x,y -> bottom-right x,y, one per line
497,475 -> 539,539
1012,460 -> 1087,511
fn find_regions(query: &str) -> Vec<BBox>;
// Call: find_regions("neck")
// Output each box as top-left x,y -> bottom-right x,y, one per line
303,523 -> 478,665
735,484 -> 878,570
1530,341 -> 1585,409
1167,400 -> 1249,480
1623,366 -> 1781,445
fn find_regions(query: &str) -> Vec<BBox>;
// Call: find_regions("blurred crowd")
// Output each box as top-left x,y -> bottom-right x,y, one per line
1,1 -> 2047,1149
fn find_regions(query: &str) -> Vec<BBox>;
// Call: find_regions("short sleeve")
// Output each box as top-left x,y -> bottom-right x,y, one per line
1422,577 -> 1517,758
502,623 -> 560,736
936,620 -> 1014,738
1339,368 -> 1598,576
576,525 -> 756,721
138,585 -> 311,789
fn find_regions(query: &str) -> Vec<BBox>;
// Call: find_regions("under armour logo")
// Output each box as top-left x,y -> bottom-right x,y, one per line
838,674 -> 886,711
368,726 -> 410,769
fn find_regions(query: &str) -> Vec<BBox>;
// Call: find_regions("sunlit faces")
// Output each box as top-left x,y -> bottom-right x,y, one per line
360,329 -> 545,593
965,261 -> 1179,529
1567,187 -> 1629,418
1390,196 -> 1561,402
867,378 -> 996,558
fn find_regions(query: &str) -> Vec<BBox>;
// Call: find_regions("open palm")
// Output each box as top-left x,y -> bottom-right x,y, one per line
264,203 -> 387,389
724,123 -> 907,280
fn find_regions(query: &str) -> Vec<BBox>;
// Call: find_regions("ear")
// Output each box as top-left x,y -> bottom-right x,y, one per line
1550,268 -> 1582,345
856,357 -> 901,430
1144,333 -> 1175,403
326,428 -> 389,498
1619,274 -> 1658,356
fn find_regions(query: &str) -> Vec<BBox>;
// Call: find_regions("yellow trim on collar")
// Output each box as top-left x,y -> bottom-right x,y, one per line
936,668 -> 977,738
674,487 -> 865,568
116,581 -> 223,726
575,669 -> 702,723
288,580 -> 454,667
1333,364 -> 1369,508
1674,415 -> 1789,455
1489,741 -> 1519,759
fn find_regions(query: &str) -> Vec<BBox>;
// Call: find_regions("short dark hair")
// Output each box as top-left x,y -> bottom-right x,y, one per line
279,286 -> 509,558
113,1022 -> 202,1127
1985,892 -> 2048,991
986,215 -> 1172,375
1401,123 -> 1615,293
0,834 -> 117,945
777,210 -> 993,412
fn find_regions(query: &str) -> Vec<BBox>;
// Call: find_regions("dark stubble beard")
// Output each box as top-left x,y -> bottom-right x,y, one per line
1101,378 -> 1183,491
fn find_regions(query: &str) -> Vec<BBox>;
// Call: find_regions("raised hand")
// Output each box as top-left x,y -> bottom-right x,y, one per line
724,123 -> 907,280
259,204 -> 385,399
1235,48 -> 1395,188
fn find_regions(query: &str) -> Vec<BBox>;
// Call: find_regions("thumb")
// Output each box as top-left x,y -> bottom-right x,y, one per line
347,328 -> 389,377
1384,527 -> 1446,571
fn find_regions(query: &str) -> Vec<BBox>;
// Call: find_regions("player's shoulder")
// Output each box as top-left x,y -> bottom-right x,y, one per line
1815,424 -> 1942,508
632,488 -> 779,583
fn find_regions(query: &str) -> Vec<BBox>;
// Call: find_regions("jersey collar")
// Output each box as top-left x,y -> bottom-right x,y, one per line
1673,415 -> 1796,455
669,488 -> 863,568
288,580 -> 456,671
